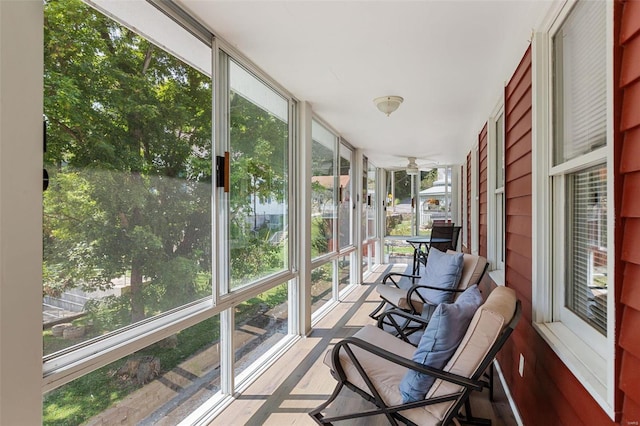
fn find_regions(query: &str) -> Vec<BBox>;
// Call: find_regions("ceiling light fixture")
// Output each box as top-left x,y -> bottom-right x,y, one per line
406,157 -> 419,176
373,95 -> 404,116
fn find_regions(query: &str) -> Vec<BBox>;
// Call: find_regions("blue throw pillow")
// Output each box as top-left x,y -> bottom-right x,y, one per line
399,285 -> 483,403
416,248 -> 464,305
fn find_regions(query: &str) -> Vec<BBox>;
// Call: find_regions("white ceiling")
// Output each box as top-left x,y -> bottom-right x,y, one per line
177,0 -> 553,169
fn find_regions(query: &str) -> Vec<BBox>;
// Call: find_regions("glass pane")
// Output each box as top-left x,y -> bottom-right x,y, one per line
338,145 -> 353,248
363,242 -> 376,275
496,113 -> 505,188
366,164 -> 377,240
553,0 -> 607,165
361,156 -> 368,242
43,0 -> 212,354
43,315 -> 221,425
565,165 -> 607,335
385,170 -> 413,237
497,193 -> 505,264
417,168 -> 442,235
228,59 -> 289,289
311,262 -> 334,315
338,255 -> 351,294
311,121 -> 337,258
233,283 -> 289,378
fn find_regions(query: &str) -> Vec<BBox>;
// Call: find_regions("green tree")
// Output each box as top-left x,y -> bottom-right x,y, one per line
44,0 -> 212,322
44,0 -> 290,321
420,168 -> 439,188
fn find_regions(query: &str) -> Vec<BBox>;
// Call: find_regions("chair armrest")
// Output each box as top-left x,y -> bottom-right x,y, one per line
406,284 -> 464,312
381,273 -> 421,288
376,308 -> 431,345
330,336 -> 484,392
377,308 -> 431,328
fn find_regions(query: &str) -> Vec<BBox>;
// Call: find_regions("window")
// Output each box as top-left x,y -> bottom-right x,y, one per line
43,0 -> 213,357
226,56 -> 290,290
562,166 -> 607,334
309,120 -> 338,316
533,0 -> 614,415
362,160 -> 378,274
338,143 -> 353,249
311,120 -> 337,258
42,1 -> 298,423
488,110 -> 505,272
551,0 -> 608,338
385,169 -> 413,238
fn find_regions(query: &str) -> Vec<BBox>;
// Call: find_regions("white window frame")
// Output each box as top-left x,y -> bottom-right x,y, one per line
532,0 -> 615,418
42,9 -> 303,420
487,102 -> 506,279
471,144 -> 480,255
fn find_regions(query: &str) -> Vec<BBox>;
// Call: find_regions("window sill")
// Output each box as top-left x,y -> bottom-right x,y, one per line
488,269 -> 505,286
533,321 -> 614,419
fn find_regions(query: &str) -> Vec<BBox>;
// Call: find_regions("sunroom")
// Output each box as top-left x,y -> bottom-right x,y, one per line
1,0 -> 639,425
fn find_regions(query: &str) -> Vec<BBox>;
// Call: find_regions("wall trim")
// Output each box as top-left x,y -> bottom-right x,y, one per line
494,360 -> 524,426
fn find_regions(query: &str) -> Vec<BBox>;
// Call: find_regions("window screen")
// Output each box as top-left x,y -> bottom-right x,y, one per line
553,0 -> 608,336
565,165 -> 607,335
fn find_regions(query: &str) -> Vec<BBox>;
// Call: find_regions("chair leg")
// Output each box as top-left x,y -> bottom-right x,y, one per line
309,380 -> 401,426
309,381 -> 344,425
488,363 -> 494,402
458,399 -> 492,426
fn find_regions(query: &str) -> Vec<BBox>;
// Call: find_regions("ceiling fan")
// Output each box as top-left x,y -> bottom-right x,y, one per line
398,156 -> 439,176
405,157 -> 420,176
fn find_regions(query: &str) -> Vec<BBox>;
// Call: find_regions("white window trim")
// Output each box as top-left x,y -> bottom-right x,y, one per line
471,144 -> 480,255
531,0 -> 616,418
487,101 -> 505,271
462,161 -> 468,251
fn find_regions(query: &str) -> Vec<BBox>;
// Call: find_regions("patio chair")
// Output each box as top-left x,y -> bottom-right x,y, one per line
375,303 -> 499,403
370,250 -> 488,321
309,286 -> 521,425
417,226 -> 463,270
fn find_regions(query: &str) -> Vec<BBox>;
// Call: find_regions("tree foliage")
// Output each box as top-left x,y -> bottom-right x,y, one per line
44,0 -> 212,322
44,0 -> 290,323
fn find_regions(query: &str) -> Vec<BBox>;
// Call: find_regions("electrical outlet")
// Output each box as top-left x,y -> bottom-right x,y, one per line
518,354 -> 525,377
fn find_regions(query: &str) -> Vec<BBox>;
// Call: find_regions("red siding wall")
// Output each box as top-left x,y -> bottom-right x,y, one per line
478,124 -> 488,258
497,45 -> 616,425
619,0 -> 640,422
465,152 -> 472,253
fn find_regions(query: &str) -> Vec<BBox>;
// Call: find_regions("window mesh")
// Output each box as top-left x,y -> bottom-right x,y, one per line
565,165 -> 607,335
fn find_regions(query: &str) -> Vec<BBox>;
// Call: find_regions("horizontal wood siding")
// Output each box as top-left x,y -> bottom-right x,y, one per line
499,46 -> 535,422
497,45 -> 615,425
619,0 -> 640,422
478,124 -> 488,257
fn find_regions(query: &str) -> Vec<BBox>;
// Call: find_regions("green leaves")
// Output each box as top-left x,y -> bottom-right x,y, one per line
43,0 -> 212,320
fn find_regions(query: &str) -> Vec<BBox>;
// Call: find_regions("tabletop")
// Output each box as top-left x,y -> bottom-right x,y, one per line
406,236 -> 452,245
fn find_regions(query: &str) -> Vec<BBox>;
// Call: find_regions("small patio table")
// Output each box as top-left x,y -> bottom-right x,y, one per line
406,236 -> 453,276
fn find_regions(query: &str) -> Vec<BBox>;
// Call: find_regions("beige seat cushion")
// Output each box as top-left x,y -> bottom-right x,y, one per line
326,286 -> 516,426
324,325 -> 411,406
375,284 -> 420,311
448,251 -> 487,293
375,252 -> 487,313
324,325 -> 441,425
422,286 -> 516,421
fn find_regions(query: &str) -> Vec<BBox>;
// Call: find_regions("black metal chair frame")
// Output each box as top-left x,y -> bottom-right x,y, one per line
369,261 -> 490,321
309,300 -> 522,426
416,226 -> 463,273
376,307 -> 498,403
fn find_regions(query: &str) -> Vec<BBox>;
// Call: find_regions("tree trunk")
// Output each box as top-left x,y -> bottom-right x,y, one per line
130,256 -> 145,323
130,199 -> 145,323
